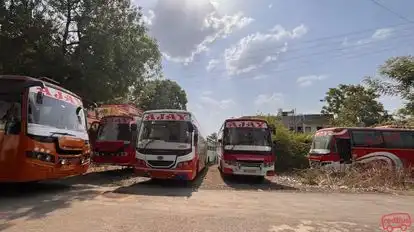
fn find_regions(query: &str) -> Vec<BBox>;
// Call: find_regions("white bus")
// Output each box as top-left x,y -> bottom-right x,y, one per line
134,109 -> 208,181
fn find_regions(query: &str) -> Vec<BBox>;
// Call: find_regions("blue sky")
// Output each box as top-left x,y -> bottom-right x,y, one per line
136,0 -> 414,135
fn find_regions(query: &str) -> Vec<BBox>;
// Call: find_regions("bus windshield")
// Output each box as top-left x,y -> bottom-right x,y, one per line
311,135 -> 332,150
138,120 -> 191,144
27,91 -> 87,133
224,127 -> 271,147
97,121 -> 131,142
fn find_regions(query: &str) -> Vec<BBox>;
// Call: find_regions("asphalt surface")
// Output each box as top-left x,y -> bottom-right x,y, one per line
0,167 -> 413,232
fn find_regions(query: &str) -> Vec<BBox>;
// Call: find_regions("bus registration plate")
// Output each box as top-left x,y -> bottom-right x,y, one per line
243,169 -> 257,173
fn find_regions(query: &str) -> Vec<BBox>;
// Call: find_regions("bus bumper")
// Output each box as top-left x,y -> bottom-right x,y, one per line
134,167 -> 194,180
7,161 -> 90,182
222,164 -> 275,177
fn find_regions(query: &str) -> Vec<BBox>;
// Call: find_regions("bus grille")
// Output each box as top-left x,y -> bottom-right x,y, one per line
147,160 -> 174,168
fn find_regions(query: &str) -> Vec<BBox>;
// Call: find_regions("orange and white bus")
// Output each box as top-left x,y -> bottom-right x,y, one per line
134,109 -> 207,181
0,75 -> 91,182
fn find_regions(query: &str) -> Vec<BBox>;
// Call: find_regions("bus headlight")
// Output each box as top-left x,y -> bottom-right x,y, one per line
26,151 -> 55,163
224,160 -> 237,166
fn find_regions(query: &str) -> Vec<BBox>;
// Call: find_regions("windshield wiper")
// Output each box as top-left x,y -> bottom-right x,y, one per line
49,132 -> 75,137
141,138 -> 159,150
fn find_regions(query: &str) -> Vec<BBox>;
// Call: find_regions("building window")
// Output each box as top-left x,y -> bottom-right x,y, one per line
317,126 -> 323,130
305,126 -> 311,133
297,127 -> 303,133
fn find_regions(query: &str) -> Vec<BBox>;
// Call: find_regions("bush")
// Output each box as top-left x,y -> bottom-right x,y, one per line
259,115 -> 312,172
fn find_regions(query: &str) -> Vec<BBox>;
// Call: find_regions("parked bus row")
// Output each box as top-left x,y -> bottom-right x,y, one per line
2,75 -> 412,184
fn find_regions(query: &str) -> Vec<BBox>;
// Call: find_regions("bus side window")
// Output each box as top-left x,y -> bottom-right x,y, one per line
383,131 -> 414,149
352,130 -> 384,147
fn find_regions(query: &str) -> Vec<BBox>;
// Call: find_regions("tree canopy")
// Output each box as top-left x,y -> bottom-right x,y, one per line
134,79 -> 188,111
364,55 -> 414,118
0,0 -> 162,104
321,84 -> 389,127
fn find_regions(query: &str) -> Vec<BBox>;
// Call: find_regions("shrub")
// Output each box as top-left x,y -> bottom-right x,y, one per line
259,115 -> 312,172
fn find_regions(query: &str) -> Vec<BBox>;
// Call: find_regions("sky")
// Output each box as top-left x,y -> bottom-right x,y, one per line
134,0 -> 414,135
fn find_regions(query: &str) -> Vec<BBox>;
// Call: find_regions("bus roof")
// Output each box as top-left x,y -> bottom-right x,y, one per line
143,109 -> 190,114
318,127 -> 414,133
225,117 -> 268,123
0,75 -> 82,99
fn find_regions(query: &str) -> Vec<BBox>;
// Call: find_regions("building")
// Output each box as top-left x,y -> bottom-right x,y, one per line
280,113 -> 333,133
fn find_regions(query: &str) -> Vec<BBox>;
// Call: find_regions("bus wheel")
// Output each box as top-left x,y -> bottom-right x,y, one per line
256,176 -> 265,183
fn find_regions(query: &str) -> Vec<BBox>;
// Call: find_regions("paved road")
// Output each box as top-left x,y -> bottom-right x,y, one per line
1,182 -> 413,232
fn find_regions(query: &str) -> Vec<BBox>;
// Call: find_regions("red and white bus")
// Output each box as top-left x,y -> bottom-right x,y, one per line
217,117 -> 276,180
92,115 -> 142,166
134,109 -> 207,181
308,127 -> 414,171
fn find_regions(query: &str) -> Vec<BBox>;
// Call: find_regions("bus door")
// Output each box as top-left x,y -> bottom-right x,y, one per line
0,97 -> 22,179
336,138 -> 351,164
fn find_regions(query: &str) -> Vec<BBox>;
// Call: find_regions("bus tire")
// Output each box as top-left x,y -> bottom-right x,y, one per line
256,176 -> 265,183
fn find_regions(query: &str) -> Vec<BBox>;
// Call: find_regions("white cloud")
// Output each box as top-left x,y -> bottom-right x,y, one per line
206,59 -> 220,71
342,28 -> 393,47
268,4 -> 273,8
200,96 -> 235,110
253,74 -> 267,80
188,94 -> 239,135
254,93 -> 284,114
296,75 -> 328,87
141,10 -> 155,26
146,0 -> 253,64
223,24 -> 308,75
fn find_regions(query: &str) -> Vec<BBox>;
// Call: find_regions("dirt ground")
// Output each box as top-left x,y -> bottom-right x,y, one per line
55,164 -> 414,195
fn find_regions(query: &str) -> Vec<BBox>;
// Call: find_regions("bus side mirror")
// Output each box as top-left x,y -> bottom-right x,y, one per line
131,123 -> 137,131
188,123 -> 194,133
194,133 -> 198,144
36,91 -> 43,104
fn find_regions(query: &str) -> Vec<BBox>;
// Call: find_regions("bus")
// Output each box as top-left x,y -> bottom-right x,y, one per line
134,109 -> 207,181
0,75 -> 91,182
90,104 -> 143,167
308,127 -> 414,171
207,139 -> 217,165
217,117 -> 276,180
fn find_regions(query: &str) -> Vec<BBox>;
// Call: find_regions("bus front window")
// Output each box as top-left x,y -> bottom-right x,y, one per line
27,92 -> 86,133
224,128 -> 271,147
138,121 -> 191,145
310,135 -> 332,154
97,122 -> 131,142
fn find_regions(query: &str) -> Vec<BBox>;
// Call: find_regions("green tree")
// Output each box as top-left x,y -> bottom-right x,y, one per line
206,132 -> 217,142
364,56 -> 414,117
321,84 -> 388,127
136,79 -> 188,111
0,0 -> 162,104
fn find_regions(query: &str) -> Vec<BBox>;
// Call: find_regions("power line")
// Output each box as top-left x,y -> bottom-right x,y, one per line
176,25 -> 414,79
179,31 -> 414,81
368,0 -> 414,23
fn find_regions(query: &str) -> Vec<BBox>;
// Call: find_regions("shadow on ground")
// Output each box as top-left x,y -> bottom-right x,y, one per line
0,181 -> 101,231
0,167 -> 135,231
221,173 -> 298,191
62,167 -> 136,186
113,166 -> 209,198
